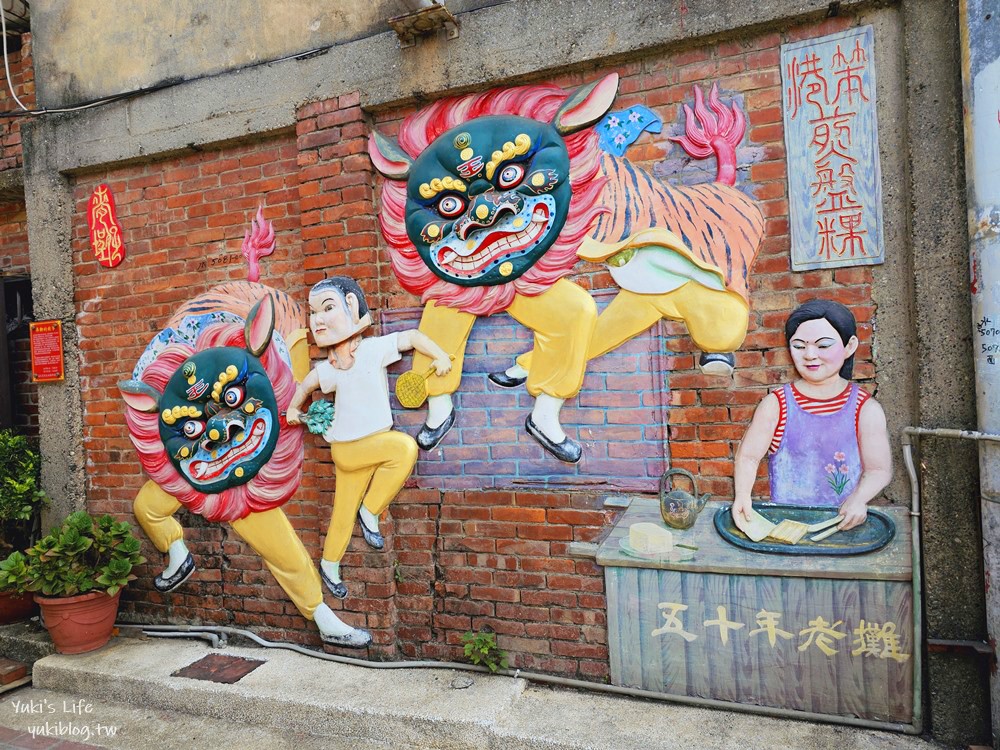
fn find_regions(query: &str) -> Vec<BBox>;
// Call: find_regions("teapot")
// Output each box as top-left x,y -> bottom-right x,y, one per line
659,468 -> 710,530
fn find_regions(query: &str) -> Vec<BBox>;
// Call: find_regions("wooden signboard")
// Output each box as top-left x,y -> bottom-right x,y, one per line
597,499 -> 916,728
781,26 -> 885,271
29,320 -> 64,383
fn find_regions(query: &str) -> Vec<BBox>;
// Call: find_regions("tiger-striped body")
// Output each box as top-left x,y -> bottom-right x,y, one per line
591,153 -> 764,302
168,282 -> 304,340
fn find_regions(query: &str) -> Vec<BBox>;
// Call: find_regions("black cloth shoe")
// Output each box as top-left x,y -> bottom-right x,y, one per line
319,565 -> 348,600
358,510 -> 384,550
415,409 -> 456,450
488,371 -> 527,388
699,352 -> 735,376
525,415 -> 582,464
154,553 -> 195,593
321,627 -> 372,648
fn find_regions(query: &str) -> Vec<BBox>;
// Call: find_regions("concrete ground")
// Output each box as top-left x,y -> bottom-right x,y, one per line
0,634 -> 949,750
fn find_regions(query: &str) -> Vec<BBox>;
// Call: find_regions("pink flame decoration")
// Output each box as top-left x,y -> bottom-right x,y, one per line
670,83 -> 747,186
241,206 -> 276,282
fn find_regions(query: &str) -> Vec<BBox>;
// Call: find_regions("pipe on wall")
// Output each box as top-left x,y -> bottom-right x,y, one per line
116,622 -> 919,733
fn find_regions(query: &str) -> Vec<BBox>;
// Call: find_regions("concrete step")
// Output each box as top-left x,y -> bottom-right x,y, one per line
0,686 -> 395,749
15,636 -> 945,750
0,621 -> 56,669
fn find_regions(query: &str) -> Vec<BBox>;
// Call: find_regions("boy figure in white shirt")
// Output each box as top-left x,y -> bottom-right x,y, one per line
287,276 -> 451,599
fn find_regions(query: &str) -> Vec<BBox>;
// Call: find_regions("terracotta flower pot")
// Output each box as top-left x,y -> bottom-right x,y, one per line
34,590 -> 121,654
0,589 -> 38,625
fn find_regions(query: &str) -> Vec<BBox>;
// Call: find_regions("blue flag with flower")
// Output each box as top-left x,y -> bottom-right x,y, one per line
597,105 -> 663,157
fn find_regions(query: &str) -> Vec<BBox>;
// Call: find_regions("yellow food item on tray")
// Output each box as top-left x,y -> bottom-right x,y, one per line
769,519 -> 810,544
629,522 -> 674,554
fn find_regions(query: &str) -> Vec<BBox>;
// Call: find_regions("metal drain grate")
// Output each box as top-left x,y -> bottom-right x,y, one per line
171,654 -> 265,684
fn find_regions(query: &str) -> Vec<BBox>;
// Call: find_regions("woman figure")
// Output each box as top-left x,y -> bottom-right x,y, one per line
732,299 -> 892,532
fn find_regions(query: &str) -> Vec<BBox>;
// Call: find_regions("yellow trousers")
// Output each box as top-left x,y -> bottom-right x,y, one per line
324,430 -> 417,563
133,480 -> 322,620
516,281 -> 749,371
410,278 -> 597,399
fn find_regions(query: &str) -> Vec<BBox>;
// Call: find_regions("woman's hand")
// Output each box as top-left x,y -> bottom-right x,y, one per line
732,496 -> 753,525
286,406 -> 303,425
837,494 -> 868,530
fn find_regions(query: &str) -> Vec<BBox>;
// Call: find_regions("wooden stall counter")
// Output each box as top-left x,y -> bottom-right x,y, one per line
596,498 -> 916,728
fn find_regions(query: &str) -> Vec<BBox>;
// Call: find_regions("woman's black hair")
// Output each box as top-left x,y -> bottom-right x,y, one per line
784,298 -> 857,379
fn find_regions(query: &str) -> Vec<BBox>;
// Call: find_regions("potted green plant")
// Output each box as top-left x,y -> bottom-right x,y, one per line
0,511 -> 145,653
0,429 -> 48,624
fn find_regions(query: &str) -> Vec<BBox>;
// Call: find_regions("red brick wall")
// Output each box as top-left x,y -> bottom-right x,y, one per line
73,14 -> 877,677
0,32 -> 34,171
70,138 -> 305,628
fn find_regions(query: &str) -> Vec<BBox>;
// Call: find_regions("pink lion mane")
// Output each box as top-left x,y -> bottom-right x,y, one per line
378,83 -> 608,316
125,289 -> 304,523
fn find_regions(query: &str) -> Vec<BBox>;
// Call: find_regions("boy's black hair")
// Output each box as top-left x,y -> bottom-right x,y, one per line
310,276 -> 370,318
784,298 -> 857,379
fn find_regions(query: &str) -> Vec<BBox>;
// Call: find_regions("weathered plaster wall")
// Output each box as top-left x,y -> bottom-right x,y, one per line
16,0 -> 985,742
28,0 -> 493,109
904,1 -> 989,744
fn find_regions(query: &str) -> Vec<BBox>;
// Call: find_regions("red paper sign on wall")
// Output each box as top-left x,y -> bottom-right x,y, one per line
87,183 -> 126,268
29,320 -> 64,383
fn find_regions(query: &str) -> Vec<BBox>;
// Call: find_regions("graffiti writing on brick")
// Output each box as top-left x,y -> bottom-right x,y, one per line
195,253 -> 243,273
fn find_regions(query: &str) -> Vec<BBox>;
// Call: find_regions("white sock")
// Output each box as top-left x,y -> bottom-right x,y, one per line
320,559 -> 342,584
313,603 -> 353,637
359,506 -> 380,534
531,393 -> 567,442
162,540 -> 189,578
506,363 -> 528,379
426,394 -> 453,429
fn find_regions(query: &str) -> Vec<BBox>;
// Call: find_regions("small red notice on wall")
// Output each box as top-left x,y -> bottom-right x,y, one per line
29,320 -> 64,383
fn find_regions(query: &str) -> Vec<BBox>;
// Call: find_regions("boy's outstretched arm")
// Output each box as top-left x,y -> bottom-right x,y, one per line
398,330 -> 452,376
286,369 -> 321,425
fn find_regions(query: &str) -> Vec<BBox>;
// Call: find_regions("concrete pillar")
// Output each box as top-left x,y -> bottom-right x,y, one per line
20,118 -> 86,526
959,1 -> 1000,745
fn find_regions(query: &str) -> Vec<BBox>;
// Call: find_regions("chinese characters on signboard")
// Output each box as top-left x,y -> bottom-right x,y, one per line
29,320 -> 64,383
781,26 -> 885,271
86,183 -> 126,268
651,600 -> 910,662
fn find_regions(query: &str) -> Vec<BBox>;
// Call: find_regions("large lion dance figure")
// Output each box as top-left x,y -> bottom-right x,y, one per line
118,213 -> 371,648
370,73 -> 763,463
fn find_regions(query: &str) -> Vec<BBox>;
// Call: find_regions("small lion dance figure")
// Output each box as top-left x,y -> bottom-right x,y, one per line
119,211 -> 371,648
